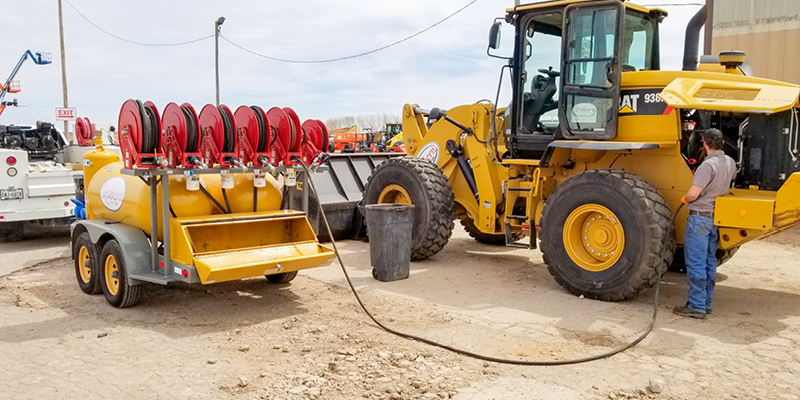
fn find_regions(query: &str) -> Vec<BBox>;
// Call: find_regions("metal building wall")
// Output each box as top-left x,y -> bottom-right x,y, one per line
711,0 -> 800,84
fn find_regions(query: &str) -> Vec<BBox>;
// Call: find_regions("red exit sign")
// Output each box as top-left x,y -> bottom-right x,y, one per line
56,107 -> 77,121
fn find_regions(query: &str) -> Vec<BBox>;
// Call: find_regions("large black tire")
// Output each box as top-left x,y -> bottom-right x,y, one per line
266,271 -> 298,284
0,222 -> 24,242
363,156 -> 454,260
540,170 -> 675,301
100,240 -> 141,308
73,232 -> 102,294
460,218 -> 524,245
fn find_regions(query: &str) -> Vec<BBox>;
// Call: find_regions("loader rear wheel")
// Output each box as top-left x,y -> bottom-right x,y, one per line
364,156 -> 454,260
460,218 -> 524,245
540,170 -> 675,301
266,271 -> 297,284
74,232 -> 102,294
100,240 -> 140,308
669,246 -> 739,273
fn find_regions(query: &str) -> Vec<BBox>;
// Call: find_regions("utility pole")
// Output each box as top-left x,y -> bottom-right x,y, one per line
57,0 -> 71,142
215,17 -> 225,106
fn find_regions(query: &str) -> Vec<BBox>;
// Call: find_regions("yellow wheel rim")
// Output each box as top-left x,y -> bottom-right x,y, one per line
563,204 -> 624,272
104,254 -> 120,296
378,184 -> 412,204
78,246 -> 92,284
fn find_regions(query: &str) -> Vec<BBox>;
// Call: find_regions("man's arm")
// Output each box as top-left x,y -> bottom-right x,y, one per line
683,162 -> 713,204
685,184 -> 704,203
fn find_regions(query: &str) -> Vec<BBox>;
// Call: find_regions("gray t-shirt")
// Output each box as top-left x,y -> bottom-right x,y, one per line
689,150 -> 737,213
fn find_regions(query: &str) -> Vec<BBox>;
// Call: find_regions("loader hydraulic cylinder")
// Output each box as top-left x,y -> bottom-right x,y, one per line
446,139 -> 480,202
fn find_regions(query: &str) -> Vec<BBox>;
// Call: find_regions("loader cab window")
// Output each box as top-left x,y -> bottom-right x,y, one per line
519,12 -> 563,135
622,11 -> 659,71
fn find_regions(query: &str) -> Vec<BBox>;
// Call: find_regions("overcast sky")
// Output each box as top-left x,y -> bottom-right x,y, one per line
1,0 -> 703,129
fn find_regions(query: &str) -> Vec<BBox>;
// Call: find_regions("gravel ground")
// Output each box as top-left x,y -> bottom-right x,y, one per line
1,224 -> 799,400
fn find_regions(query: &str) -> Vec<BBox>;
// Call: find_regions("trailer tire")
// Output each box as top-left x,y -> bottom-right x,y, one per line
0,222 -> 24,242
74,232 -> 102,294
266,271 -> 298,284
364,156 -> 454,260
100,239 -> 140,308
540,170 -> 675,301
460,218 -> 524,245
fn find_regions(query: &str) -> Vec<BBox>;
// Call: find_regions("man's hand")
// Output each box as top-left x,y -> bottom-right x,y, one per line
685,184 -> 704,203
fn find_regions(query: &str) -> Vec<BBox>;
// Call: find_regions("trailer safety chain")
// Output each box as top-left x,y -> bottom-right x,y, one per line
298,159 -> 685,365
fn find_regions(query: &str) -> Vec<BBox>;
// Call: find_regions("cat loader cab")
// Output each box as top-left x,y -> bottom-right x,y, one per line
495,0 -> 666,159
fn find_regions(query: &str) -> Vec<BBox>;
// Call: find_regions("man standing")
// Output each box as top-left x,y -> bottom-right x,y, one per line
674,128 -> 737,319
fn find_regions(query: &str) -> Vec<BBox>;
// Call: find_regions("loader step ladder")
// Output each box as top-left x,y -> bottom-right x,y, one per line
503,185 -> 536,249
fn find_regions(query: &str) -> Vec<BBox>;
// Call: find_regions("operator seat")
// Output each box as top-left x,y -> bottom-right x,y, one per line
522,69 -> 559,133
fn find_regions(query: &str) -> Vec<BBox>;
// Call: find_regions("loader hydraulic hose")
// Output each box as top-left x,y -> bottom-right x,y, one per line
298,159 -> 683,366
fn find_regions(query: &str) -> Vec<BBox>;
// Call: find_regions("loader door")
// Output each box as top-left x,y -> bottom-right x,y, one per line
559,1 -> 625,140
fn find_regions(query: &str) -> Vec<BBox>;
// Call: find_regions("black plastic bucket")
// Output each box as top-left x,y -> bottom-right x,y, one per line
365,203 -> 415,282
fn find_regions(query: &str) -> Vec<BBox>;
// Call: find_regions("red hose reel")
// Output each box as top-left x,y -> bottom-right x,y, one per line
75,117 -> 94,146
117,99 -> 328,169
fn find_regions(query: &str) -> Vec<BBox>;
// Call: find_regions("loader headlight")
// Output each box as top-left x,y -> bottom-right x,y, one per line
7,167 -> 18,177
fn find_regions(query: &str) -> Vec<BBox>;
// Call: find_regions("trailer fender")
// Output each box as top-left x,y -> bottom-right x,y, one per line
73,219 -> 151,286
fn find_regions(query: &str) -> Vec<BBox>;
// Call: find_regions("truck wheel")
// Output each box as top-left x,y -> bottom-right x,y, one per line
74,232 -> 102,294
266,271 -> 297,284
364,156 -> 454,260
460,218 -> 524,245
540,170 -> 675,301
0,222 -> 24,242
100,239 -> 140,308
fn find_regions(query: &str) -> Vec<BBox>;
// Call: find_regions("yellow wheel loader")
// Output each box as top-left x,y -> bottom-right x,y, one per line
363,0 -> 800,301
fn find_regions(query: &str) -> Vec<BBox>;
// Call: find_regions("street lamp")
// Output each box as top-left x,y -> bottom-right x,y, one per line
215,16 -> 225,105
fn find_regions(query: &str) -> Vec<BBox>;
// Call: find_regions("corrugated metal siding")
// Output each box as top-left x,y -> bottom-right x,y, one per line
711,0 -> 800,84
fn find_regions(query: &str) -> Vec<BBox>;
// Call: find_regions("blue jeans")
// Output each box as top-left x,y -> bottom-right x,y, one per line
684,214 -> 718,313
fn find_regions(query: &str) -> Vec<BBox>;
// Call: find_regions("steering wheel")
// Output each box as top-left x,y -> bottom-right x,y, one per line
538,68 -> 560,78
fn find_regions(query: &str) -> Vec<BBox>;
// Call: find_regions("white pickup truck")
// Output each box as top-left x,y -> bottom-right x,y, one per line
0,121 -> 108,241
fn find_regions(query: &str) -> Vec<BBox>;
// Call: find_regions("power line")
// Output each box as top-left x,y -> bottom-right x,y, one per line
220,0 -> 480,63
64,0 -> 213,47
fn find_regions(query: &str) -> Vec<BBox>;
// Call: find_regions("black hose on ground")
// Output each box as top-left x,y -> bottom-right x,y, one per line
298,158 -> 684,365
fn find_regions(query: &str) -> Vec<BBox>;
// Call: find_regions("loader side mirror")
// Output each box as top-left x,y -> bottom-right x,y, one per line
488,22 -> 501,49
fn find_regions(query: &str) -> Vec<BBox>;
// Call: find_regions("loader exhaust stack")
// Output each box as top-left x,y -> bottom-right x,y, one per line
682,5 -> 707,71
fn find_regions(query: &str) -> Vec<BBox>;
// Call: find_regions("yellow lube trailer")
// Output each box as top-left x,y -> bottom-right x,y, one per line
72,139 -> 334,307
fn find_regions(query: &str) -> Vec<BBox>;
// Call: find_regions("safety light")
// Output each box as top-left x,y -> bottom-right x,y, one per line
7,167 -> 17,177
6,156 -> 16,166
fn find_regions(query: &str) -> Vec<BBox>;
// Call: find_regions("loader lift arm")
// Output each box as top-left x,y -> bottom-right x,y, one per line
0,50 -> 52,116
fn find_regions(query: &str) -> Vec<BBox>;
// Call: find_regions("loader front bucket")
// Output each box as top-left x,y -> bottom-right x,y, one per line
169,210 -> 335,284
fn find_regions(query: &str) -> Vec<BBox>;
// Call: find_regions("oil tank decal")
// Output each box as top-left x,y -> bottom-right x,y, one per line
99,176 -> 126,211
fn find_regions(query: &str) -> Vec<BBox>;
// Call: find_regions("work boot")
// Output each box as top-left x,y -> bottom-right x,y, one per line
673,305 -> 707,319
